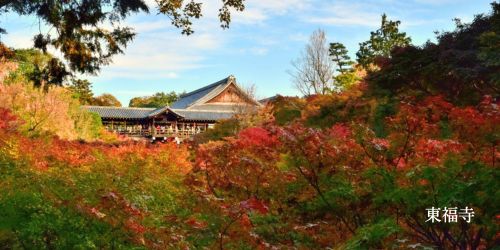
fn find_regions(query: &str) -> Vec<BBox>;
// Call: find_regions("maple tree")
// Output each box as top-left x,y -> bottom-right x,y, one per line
0,82 -> 102,140
187,93 -> 498,248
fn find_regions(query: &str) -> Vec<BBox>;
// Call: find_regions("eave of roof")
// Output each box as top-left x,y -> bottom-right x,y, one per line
173,109 -> 236,121
147,106 -> 184,118
84,106 -> 154,119
84,106 -> 236,122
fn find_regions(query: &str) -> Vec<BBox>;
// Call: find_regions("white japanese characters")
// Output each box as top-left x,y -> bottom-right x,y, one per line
425,207 -> 474,223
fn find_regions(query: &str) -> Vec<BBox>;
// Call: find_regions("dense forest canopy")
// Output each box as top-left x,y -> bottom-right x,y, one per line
368,2 -> 500,105
129,91 -> 180,108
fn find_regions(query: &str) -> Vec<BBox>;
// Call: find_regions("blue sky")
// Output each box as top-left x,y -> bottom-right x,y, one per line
0,0 -> 494,105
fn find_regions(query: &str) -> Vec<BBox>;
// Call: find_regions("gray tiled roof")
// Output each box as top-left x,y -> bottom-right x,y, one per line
85,106 -> 154,119
187,103 -> 246,112
170,77 -> 231,109
259,95 -> 280,104
172,109 -> 236,121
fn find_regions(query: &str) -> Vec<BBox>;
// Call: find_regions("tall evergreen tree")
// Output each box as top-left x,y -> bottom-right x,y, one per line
356,14 -> 411,69
68,79 -> 94,105
329,42 -> 354,74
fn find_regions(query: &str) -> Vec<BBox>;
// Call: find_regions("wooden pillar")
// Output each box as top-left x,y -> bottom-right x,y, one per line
182,122 -> 185,138
152,119 -> 155,136
175,121 -> 178,136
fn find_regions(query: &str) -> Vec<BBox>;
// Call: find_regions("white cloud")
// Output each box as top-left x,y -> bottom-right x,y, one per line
307,16 -> 379,27
413,0 -> 464,5
143,0 -> 158,9
232,8 -> 268,24
85,23 -> 224,82
303,2 -> 380,27
206,0 -> 313,25
248,0 -> 312,15
131,20 -> 168,33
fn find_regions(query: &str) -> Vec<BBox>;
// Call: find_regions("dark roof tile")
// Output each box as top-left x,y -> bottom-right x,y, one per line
170,76 -> 231,109
85,106 -> 154,119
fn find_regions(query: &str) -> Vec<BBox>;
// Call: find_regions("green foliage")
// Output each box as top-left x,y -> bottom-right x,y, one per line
193,118 -> 241,143
68,79 -> 94,105
371,100 -> 396,138
3,49 -> 56,85
0,192 -> 135,249
4,49 -> 70,88
329,42 -> 360,89
129,91 -> 179,108
271,96 -> 304,125
72,110 -> 103,140
357,14 -> 412,69
329,42 -> 354,74
334,70 -> 360,90
368,3 -> 499,105
478,2 -> 500,84
157,0 -> 244,34
2,0 -> 148,75
343,218 -> 400,249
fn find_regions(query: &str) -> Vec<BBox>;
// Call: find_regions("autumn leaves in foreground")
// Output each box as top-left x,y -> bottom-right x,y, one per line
0,92 -> 498,248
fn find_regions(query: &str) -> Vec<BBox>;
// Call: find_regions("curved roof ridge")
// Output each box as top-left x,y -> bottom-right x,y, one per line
187,78 -> 261,108
179,76 -> 230,98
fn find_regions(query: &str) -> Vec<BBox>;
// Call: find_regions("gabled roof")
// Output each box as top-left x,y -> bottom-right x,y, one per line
84,75 -> 260,122
147,106 -> 183,118
170,75 -> 261,110
170,76 -> 232,109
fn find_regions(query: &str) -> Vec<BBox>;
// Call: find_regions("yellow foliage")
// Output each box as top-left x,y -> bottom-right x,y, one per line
0,82 -> 101,140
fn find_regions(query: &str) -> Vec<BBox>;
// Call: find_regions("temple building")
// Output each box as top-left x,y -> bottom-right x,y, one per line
85,75 -> 261,140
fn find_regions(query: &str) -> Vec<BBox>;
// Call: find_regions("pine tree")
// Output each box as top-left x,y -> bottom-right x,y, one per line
356,14 -> 411,69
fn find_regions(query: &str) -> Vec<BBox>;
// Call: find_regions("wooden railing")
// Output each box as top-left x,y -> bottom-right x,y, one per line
152,128 -> 204,139
106,128 -> 205,139
113,129 -> 151,137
